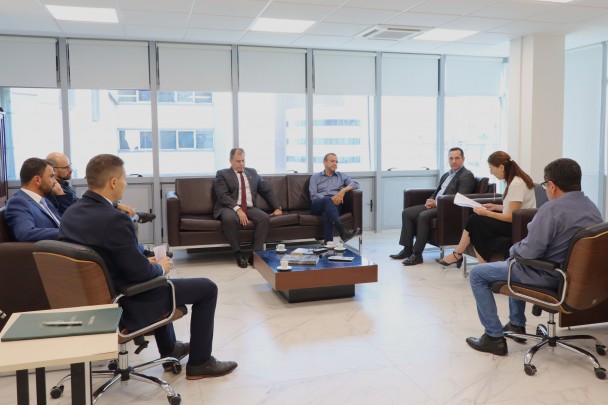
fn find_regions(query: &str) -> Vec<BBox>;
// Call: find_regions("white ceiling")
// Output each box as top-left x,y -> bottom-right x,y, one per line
2,0 -> 608,56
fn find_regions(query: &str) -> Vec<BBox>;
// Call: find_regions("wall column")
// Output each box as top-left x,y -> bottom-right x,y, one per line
507,33 -> 565,182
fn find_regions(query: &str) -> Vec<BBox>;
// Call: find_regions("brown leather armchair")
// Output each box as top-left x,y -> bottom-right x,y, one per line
403,177 -> 495,258
0,206 -> 50,331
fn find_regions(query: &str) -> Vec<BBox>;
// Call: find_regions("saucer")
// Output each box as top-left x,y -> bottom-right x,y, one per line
334,247 -> 347,252
276,249 -> 287,253
277,265 -> 292,271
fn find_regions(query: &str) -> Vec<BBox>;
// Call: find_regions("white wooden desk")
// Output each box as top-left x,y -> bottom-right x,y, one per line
0,304 -> 118,405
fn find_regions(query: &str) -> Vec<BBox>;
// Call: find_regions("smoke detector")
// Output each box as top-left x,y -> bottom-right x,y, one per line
357,25 -> 424,41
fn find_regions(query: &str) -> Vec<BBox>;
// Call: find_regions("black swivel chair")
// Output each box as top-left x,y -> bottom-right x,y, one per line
32,240 -> 185,404
491,223 -> 608,379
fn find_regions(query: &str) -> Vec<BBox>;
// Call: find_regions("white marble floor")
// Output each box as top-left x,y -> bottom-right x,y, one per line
1,230 -> 607,405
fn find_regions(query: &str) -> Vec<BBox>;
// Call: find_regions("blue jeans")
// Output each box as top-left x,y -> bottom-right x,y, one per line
469,260 -> 527,337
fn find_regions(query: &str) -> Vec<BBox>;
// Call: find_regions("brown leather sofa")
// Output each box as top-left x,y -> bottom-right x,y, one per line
0,206 -> 50,331
166,174 -> 362,250
402,177 -> 495,257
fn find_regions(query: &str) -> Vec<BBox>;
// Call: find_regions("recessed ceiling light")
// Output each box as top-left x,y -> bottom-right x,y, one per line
46,5 -> 118,23
414,29 -> 478,42
251,18 -> 315,34
533,0 -> 574,3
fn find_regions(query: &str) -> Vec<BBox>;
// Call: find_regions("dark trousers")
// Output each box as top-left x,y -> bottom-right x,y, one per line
399,205 -> 437,255
218,207 -> 270,251
154,278 -> 218,366
311,197 -> 344,243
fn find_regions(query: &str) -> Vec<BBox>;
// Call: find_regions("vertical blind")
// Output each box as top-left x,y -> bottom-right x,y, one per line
68,39 -> 150,89
157,43 -> 232,91
381,53 -> 439,96
0,37 -> 57,87
313,50 -> 376,95
238,46 -> 306,93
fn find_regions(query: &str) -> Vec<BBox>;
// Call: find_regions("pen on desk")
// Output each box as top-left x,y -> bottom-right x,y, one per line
42,321 -> 83,326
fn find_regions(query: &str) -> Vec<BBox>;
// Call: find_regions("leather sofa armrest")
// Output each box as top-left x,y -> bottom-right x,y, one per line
404,189 -> 434,209
434,195 -> 467,243
342,190 -> 363,231
512,208 -> 537,243
166,191 -> 180,247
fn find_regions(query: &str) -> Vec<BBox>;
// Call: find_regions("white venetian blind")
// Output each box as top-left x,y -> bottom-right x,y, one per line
158,43 -> 232,91
313,50 -> 376,95
445,56 -> 504,96
381,53 -> 439,96
238,46 -> 306,93
68,39 -> 150,89
0,36 -> 57,87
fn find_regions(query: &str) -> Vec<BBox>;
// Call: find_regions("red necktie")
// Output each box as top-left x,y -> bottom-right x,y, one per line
239,171 -> 248,215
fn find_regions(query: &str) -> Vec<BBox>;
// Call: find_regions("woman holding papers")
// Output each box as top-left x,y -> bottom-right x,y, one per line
436,151 -> 536,267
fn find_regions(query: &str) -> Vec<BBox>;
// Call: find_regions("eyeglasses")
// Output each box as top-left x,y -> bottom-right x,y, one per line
55,164 -> 72,170
541,180 -> 551,189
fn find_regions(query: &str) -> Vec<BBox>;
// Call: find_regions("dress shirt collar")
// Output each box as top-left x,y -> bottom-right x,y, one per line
21,188 -> 44,204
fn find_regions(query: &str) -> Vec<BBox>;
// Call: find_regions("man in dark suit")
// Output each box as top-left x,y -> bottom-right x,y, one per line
59,154 -> 237,380
5,157 -> 71,241
390,147 -> 476,266
214,148 -> 282,268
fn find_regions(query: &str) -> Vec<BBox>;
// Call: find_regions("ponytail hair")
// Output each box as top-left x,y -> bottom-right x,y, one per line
487,151 -> 534,198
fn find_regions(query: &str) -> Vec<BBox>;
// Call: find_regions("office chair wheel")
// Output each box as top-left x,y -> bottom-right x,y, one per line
535,326 -> 543,336
524,364 -> 537,376
168,393 -> 182,404
50,385 -> 64,399
595,367 -> 607,380
108,359 -> 118,371
596,345 -> 606,356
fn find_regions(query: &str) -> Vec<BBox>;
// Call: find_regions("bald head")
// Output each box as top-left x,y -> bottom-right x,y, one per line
46,152 -> 72,181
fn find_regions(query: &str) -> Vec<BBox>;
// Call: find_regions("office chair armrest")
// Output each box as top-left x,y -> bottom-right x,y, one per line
513,256 -> 560,272
120,276 -> 169,297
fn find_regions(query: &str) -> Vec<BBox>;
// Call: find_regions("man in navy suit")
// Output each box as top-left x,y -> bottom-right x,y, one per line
59,154 -> 237,379
5,157 -> 71,241
214,148 -> 282,268
389,147 -> 476,266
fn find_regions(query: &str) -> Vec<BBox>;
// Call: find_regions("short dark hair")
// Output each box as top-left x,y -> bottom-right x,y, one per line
20,158 -> 50,186
323,153 -> 337,162
448,147 -> 464,158
86,154 -> 124,189
544,158 -> 582,192
230,148 -> 245,160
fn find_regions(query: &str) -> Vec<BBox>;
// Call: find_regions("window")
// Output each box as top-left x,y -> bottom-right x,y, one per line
312,95 -> 375,172
1,88 -> 63,180
239,93 -> 307,174
70,89 -> 153,176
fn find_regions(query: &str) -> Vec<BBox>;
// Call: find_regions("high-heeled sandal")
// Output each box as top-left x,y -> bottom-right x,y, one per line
435,251 -> 464,268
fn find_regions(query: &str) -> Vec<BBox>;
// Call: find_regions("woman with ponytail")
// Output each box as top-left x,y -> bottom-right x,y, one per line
436,151 -> 536,268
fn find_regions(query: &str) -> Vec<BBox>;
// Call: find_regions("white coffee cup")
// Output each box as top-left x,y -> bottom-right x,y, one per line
153,244 -> 167,260
280,259 -> 289,269
277,243 -> 285,251
335,242 -> 344,250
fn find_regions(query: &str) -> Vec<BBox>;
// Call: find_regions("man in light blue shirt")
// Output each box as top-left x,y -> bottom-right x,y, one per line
309,153 -> 360,244
466,158 -> 603,356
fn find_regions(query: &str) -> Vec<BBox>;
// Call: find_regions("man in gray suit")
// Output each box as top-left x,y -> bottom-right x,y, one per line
390,147 -> 475,266
214,148 -> 282,268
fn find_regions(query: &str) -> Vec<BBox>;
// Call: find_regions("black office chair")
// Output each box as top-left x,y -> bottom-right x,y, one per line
33,240 -> 185,404
491,223 -> 608,379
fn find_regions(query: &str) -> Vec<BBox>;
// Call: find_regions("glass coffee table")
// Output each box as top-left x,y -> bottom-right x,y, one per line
253,246 -> 377,303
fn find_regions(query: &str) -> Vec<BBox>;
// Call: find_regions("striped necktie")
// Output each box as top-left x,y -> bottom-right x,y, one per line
238,171 -> 248,214
40,198 -> 61,227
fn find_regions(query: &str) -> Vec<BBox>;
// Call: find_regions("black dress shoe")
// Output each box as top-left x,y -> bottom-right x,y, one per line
341,227 -> 360,243
235,253 -> 248,268
247,254 -> 254,266
186,356 -> 238,380
389,248 -> 411,260
466,333 -> 508,356
162,340 -> 190,371
503,322 -> 527,344
136,212 -> 156,223
402,254 -> 423,266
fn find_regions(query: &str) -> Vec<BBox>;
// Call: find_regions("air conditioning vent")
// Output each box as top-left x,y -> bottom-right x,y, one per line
358,25 -> 423,41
